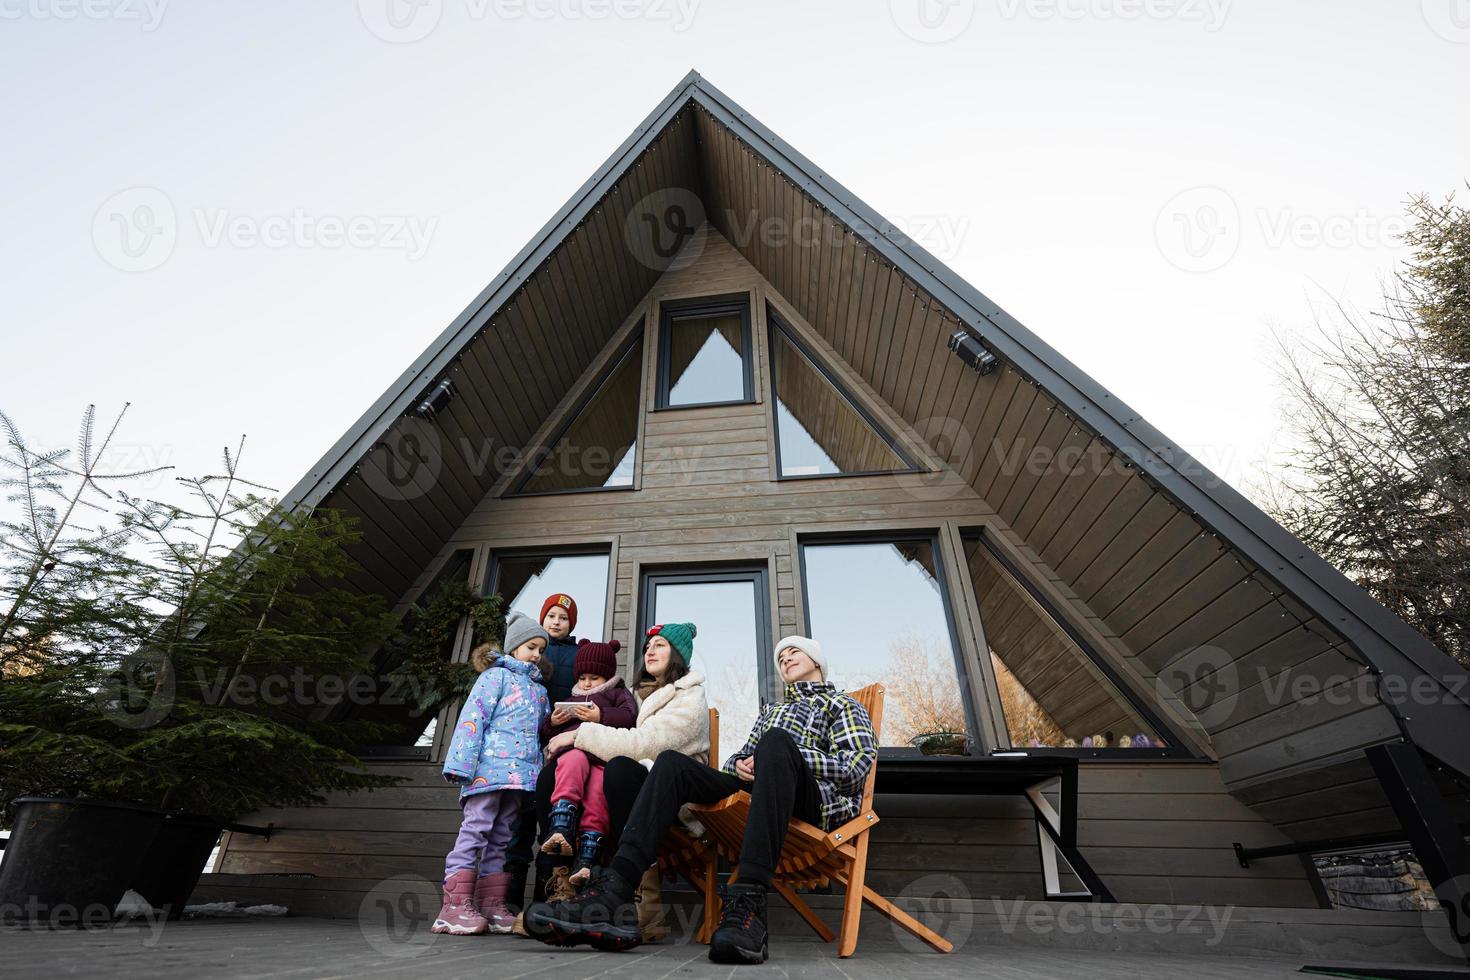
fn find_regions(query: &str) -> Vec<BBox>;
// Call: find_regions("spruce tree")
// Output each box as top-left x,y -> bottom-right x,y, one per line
1,405 -> 500,819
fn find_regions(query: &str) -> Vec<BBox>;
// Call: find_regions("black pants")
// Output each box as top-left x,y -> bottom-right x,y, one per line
522,753 -> 650,897
613,729 -> 822,887
531,753 -> 649,846
502,790 -> 536,872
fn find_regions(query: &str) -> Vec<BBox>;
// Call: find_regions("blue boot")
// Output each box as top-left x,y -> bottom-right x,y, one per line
540,800 -> 578,857
569,830 -> 607,886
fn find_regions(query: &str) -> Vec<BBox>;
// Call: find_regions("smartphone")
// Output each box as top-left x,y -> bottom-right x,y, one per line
553,702 -> 588,713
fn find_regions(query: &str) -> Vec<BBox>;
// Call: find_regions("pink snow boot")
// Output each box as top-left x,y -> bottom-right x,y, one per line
475,871 -> 516,933
432,869 -> 489,935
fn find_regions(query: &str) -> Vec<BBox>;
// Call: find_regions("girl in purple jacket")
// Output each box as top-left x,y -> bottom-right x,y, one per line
539,639 -> 637,883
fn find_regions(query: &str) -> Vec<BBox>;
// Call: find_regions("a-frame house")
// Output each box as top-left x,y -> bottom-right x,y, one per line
203,72 -> 1470,950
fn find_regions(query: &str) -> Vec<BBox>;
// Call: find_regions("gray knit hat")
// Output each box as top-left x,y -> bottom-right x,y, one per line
503,611 -> 550,656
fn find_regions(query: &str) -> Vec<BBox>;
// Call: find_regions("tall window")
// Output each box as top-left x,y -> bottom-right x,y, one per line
352,548 -> 476,757
769,310 -> 916,478
487,549 -> 612,644
800,535 -> 974,750
639,565 -> 772,747
962,531 -> 1178,754
655,294 -> 755,409
512,334 -> 643,496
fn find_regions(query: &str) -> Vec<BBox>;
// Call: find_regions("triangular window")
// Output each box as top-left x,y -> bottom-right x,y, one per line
511,334 -> 643,495
962,531 -> 1180,754
768,309 -> 917,478
656,294 -> 755,409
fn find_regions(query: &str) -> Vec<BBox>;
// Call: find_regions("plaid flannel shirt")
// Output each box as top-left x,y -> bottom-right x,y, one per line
722,681 -> 877,830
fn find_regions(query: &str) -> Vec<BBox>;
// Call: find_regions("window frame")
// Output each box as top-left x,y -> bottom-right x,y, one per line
637,562 -> 777,708
653,293 -> 756,411
797,529 -> 980,760
959,528 -> 1194,760
766,306 -> 921,481
351,546 -> 478,761
483,543 -> 616,642
505,328 -> 644,498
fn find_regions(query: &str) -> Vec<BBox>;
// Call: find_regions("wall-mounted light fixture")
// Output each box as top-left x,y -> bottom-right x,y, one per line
415,378 -> 456,420
948,329 -> 999,376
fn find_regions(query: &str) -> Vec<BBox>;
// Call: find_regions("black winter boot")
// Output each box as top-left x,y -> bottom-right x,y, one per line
524,865 -> 641,951
709,882 -> 769,964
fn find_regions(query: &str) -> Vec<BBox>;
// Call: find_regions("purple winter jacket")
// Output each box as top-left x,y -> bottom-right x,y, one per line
542,675 -> 637,742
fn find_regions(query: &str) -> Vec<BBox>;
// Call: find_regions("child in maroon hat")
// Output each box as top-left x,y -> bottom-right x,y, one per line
539,639 -> 637,884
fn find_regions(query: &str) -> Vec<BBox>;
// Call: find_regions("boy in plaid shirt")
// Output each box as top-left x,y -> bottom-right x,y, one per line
527,635 -> 877,964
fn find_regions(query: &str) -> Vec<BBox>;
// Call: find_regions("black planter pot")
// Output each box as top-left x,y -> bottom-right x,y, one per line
130,812 -> 223,920
0,796 -> 165,927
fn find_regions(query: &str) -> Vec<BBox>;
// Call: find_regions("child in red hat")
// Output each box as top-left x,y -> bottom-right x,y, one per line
538,593 -> 580,704
539,638 -> 637,884
502,593 -> 584,907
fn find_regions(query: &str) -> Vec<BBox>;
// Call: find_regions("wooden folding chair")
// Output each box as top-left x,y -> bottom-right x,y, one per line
655,706 -> 722,943
687,684 -> 953,957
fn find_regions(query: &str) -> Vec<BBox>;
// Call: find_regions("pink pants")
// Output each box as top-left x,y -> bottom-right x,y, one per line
552,748 -> 609,835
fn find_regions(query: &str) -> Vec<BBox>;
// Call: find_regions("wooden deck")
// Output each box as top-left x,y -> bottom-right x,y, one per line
0,916 -> 1411,980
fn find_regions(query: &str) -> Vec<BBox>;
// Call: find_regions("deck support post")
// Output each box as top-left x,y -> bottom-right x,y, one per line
1365,742 -> 1470,965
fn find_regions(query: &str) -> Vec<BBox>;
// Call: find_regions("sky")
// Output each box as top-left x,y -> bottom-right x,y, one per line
2,0 -> 1467,520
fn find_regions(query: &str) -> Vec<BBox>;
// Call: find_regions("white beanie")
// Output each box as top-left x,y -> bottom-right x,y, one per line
774,635 -> 827,682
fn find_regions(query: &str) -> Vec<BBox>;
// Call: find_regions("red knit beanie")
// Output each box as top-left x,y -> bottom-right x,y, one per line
574,639 -> 620,680
540,593 -> 578,633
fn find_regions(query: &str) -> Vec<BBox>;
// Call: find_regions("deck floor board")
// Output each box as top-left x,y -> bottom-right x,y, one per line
0,917 -> 1326,980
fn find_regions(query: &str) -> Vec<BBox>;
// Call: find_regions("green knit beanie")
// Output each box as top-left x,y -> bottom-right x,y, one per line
646,622 -> 697,666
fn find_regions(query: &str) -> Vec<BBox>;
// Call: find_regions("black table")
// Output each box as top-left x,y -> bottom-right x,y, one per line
874,755 -> 1115,903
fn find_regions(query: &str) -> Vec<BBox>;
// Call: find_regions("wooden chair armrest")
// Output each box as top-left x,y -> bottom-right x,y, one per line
781,810 -> 879,850
686,790 -> 751,816
824,811 -> 879,847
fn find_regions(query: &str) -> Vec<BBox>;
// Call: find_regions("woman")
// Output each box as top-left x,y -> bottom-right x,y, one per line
535,622 -> 707,939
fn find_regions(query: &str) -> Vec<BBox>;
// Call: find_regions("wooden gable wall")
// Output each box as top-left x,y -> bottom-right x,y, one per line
213,230 -> 1323,910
